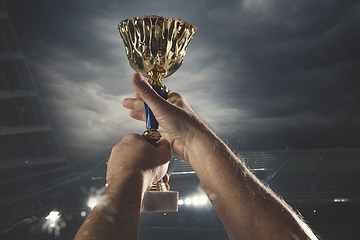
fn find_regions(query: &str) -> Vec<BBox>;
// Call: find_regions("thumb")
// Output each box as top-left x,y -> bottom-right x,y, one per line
132,73 -> 168,113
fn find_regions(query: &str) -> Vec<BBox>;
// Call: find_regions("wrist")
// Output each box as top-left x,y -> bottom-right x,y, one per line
106,169 -> 149,197
81,170 -> 145,240
184,119 -> 217,164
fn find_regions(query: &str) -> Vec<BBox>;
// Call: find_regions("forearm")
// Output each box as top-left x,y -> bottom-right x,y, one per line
186,126 -> 318,239
74,172 -> 146,240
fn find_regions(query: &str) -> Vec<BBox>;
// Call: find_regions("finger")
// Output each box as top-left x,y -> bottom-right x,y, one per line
122,98 -> 135,109
122,98 -> 145,111
129,109 -> 146,122
163,173 -> 169,184
132,73 -> 169,115
167,91 -> 186,108
156,139 -> 171,153
162,173 -> 170,190
167,91 -> 181,103
135,92 -> 141,99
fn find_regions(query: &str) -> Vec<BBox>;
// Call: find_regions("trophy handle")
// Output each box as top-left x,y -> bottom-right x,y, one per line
144,87 -> 168,130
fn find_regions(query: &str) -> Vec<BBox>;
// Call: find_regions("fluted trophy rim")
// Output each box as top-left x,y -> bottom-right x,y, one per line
119,15 -> 197,30
118,15 -> 196,85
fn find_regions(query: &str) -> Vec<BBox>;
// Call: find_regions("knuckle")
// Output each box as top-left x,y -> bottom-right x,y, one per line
111,142 -> 121,153
168,91 -> 181,100
124,133 -> 140,142
168,91 -> 186,107
111,133 -> 140,152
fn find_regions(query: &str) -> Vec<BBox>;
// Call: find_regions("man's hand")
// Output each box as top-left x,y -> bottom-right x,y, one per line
106,133 -> 171,192
75,134 -> 171,240
122,73 -> 319,240
122,73 -> 206,162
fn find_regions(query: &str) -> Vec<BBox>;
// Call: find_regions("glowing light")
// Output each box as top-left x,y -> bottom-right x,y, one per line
45,211 -> 60,221
192,196 -> 200,206
43,210 -> 64,236
86,186 -> 107,209
87,196 -> 99,209
334,198 -> 348,202
192,195 -> 209,206
181,194 -> 210,207
185,198 -> 192,205
81,211 -> 87,217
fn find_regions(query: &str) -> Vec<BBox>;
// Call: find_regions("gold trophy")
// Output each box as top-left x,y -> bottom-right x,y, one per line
118,16 -> 196,212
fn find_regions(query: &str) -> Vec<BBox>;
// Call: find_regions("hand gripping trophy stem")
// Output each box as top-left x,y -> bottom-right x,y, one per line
118,16 -> 196,212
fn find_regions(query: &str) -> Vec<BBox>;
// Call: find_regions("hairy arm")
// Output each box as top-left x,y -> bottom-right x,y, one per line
124,73 -> 318,240
74,134 -> 171,240
74,172 -> 145,240
185,125 -> 318,239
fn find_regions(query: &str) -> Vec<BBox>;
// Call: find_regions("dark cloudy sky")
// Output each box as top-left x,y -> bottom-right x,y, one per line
6,0 -> 360,166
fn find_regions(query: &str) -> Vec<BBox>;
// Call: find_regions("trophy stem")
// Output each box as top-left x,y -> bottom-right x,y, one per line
148,72 -> 166,89
148,179 -> 168,191
142,76 -> 168,144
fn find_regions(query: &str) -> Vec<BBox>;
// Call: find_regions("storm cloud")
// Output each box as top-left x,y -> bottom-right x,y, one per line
6,0 -> 360,165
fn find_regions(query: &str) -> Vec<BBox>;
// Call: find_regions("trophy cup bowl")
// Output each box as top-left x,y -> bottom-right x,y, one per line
118,16 -> 196,87
118,16 -> 196,142
118,16 -> 196,212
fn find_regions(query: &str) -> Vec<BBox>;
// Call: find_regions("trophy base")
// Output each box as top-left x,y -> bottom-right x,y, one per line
141,191 -> 179,212
149,181 -> 167,191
